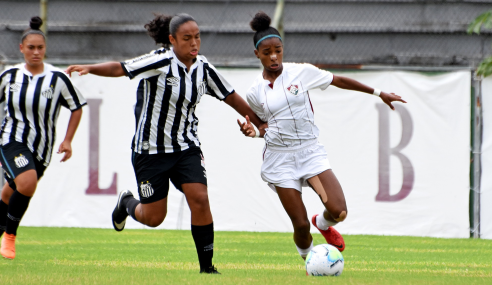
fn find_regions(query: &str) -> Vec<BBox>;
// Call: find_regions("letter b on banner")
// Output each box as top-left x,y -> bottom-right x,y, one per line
376,104 -> 414,202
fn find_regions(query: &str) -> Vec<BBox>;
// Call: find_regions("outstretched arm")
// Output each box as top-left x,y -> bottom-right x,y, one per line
224,92 -> 267,137
331,75 -> 406,110
57,108 -> 83,162
65,62 -> 125,78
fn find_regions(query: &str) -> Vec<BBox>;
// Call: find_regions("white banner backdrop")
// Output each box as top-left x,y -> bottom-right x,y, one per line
16,68 -> 471,238
481,77 -> 492,239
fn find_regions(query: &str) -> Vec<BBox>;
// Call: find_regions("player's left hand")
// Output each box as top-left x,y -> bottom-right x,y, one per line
57,140 -> 72,162
237,115 -> 256,137
380,92 -> 407,110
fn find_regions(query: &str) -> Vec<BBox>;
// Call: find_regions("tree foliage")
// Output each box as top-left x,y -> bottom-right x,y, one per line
468,10 -> 492,77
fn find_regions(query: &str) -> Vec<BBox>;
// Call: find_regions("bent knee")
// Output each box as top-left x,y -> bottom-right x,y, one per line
334,210 -> 347,222
146,216 -> 165,228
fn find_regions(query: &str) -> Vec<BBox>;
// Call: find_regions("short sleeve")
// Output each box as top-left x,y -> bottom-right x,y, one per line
0,69 -> 10,103
299,64 -> 334,91
56,72 -> 87,111
121,50 -> 171,80
246,87 -> 267,122
203,62 -> 235,101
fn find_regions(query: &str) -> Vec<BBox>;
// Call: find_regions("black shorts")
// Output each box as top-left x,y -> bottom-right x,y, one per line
0,141 -> 47,190
131,147 -> 207,204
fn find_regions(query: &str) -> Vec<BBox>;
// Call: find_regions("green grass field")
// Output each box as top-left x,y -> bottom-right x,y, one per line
0,227 -> 491,284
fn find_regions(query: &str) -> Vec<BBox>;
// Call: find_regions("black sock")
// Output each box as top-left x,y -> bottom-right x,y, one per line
0,199 -> 8,237
6,191 -> 31,236
191,222 -> 214,270
124,196 -> 140,221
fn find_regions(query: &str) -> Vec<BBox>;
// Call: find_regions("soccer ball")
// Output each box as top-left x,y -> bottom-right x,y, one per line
305,244 -> 344,276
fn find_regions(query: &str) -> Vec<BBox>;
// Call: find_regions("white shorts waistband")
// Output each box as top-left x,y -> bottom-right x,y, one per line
265,139 -> 319,153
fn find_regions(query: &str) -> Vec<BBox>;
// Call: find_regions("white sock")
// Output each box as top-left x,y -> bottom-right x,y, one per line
296,241 -> 314,258
316,213 -> 338,230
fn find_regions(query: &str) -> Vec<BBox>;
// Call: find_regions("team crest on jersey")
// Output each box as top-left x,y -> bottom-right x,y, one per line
287,84 -> 299,96
8,83 -> 21,92
167,77 -> 179,87
41,86 -> 54,99
197,80 -> 207,96
14,154 -> 29,168
140,181 -> 154,198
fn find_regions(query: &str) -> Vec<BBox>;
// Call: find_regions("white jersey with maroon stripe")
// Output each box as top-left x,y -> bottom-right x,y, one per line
246,63 -> 333,148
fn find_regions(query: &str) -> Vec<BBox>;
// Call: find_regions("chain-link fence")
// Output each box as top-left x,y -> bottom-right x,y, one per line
1,0 -> 492,67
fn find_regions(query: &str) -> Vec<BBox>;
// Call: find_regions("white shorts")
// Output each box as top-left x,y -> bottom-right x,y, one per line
261,140 -> 331,192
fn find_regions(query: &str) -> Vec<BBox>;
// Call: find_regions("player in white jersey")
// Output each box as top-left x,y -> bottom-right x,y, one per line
238,12 -> 406,260
66,13 -> 265,274
0,17 -> 86,259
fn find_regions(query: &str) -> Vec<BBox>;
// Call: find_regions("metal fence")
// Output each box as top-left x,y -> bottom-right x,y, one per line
1,0 -> 492,67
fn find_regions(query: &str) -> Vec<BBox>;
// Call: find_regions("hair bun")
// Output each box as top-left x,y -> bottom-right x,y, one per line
29,16 -> 43,30
250,11 -> 271,32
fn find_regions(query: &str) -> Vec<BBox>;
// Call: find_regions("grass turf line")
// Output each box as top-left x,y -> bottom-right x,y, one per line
0,227 -> 491,284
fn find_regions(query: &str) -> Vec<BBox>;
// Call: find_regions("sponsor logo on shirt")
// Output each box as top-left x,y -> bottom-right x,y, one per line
8,83 -> 21,92
140,181 -> 154,198
14,153 -> 29,168
166,77 -> 179,87
287,84 -> 299,96
125,53 -> 156,64
41,86 -> 54,99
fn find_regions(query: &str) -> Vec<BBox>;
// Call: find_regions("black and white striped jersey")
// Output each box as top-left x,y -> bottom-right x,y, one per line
0,63 -> 87,166
121,47 -> 234,154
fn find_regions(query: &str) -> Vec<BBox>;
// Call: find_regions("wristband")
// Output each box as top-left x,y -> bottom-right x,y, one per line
372,88 -> 381,97
252,124 -> 260,138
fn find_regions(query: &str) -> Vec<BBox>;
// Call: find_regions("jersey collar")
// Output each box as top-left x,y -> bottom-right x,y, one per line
19,63 -> 47,78
169,48 -> 199,73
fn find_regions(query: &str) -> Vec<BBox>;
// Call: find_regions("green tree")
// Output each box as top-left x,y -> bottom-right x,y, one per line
468,10 -> 492,77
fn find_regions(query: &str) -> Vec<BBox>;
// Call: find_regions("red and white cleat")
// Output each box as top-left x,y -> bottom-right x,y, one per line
311,214 -> 345,252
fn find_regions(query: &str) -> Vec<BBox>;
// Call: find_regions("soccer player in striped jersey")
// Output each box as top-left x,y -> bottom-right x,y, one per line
65,13 -> 265,274
0,17 -> 86,259
238,12 -> 406,260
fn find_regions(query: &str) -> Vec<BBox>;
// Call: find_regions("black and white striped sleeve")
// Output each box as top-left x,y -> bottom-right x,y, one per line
121,50 -> 171,80
0,69 -> 11,103
203,62 -> 235,101
57,72 -> 87,111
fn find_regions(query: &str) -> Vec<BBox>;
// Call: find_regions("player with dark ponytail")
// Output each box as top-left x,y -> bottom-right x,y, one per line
0,17 -> 86,259
238,12 -> 406,260
66,13 -> 265,274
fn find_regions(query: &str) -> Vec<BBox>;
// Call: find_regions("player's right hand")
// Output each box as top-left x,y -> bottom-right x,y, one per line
65,65 -> 90,77
237,115 -> 256,138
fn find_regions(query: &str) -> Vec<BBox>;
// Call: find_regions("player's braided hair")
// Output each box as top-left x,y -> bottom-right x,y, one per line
145,13 -> 196,49
21,16 -> 45,43
250,11 -> 281,49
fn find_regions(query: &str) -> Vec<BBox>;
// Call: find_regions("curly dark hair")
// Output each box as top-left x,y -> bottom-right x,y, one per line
144,14 -> 173,48
250,11 -> 281,49
144,13 -> 196,48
